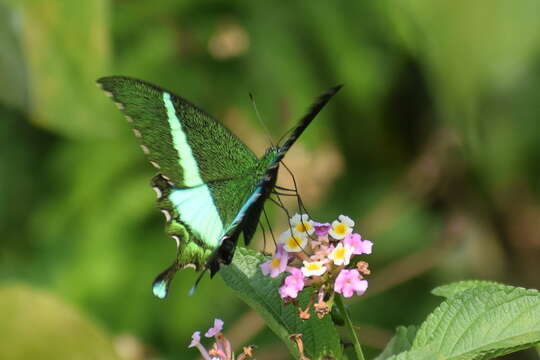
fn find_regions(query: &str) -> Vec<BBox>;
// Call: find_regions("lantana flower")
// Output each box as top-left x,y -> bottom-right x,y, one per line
334,269 -> 368,298
188,319 -> 255,360
329,215 -> 354,239
261,214 -> 373,319
301,260 -> 327,277
344,233 -> 373,255
279,267 -> 305,299
290,213 -> 314,235
328,242 -> 353,266
279,229 -> 308,253
260,244 -> 288,278
313,222 -> 331,237
205,318 -> 224,338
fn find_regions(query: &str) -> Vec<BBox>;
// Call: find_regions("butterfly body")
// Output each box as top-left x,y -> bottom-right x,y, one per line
97,76 -> 340,298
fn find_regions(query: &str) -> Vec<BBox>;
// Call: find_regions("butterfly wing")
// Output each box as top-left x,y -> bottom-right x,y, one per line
98,76 -> 262,297
97,76 -> 258,186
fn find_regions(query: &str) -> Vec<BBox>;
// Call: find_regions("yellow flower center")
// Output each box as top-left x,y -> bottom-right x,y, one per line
295,221 -> 312,233
287,236 -> 302,249
335,247 -> 345,259
334,223 -> 347,236
306,263 -> 320,271
271,258 -> 281,269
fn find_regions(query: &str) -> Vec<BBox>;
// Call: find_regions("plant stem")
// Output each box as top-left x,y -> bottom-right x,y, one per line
334,294 -> 365,360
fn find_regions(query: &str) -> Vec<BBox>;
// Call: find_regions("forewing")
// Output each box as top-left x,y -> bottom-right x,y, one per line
97,76 -> 258,186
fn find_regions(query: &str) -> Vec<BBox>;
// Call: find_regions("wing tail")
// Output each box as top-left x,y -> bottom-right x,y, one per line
152,261 -> 197,299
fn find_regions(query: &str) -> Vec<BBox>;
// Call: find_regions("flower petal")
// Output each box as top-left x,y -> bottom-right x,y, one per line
205,319 -> 224,338
189,331 -> 201,348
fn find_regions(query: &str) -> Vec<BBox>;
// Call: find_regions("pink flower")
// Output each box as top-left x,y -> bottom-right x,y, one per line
260,244 -> 288,278
279,268 -> 305,299
310,244 -> 332,261
313,222 -> 331,237
211,333 -> 232,360
205,318 -> 224,338
334,269 -> 368,298
189,331 -> 201,348
188,331 -> 213,360
344,233 -> 373,255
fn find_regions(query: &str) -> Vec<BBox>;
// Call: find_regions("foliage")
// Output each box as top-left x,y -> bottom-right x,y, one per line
377,282 -> 540,360
225,249 -> 540,359
2,0 -> 540,359
221,247 -> 343,359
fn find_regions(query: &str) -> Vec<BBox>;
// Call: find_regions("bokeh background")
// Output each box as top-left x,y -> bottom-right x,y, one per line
2,1 -> 540,359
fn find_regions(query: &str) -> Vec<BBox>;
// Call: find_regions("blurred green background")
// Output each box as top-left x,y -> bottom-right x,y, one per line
1,1 -> 540,359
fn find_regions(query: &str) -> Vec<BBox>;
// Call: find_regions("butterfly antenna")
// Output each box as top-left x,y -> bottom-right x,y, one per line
188,268 -> 209,296
281,161 -> 312,219
249,93 -> 275,147
259,220 -> 268,253
263,207 -> 277,246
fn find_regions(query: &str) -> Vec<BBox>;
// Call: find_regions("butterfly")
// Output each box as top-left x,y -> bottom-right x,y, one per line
97,76 -> 341,298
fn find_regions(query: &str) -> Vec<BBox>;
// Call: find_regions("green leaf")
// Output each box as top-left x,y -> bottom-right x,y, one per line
0,283 -> 120,360
413,284 -> 540,359
432,280 -> 501,299
375,326 -> 418,360
385,347 -> 442,360
381,284 -> 540,360
220,247 -> 343,360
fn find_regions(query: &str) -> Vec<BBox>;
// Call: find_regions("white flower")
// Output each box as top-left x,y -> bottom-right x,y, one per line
301,260 -> 327,277
329,214 -> 354,239
338,215 -> 354,227
328,242 -> 353,266
290,213 -> 314,235
279,229 -> 308,253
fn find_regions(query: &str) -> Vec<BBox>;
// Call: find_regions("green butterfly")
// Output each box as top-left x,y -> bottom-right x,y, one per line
97,76 -> 341,298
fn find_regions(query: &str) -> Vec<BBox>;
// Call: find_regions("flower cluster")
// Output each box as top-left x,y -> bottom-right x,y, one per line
260,214 -> 372,319
188,319 -> 255,360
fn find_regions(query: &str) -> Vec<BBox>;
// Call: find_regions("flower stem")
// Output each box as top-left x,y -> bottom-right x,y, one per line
334,294 -> 365,360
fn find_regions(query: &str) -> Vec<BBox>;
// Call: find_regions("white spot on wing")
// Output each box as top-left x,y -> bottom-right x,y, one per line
161,209 -> 171,222
152,186 -> 162,199
171,235 -> 180,247
125,115 -> 134,123
150,161 -> 161,169
183,263 -> 196,270
115,102 -> 125,109
140,144 -> 150,154
132,128 -> 142,138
